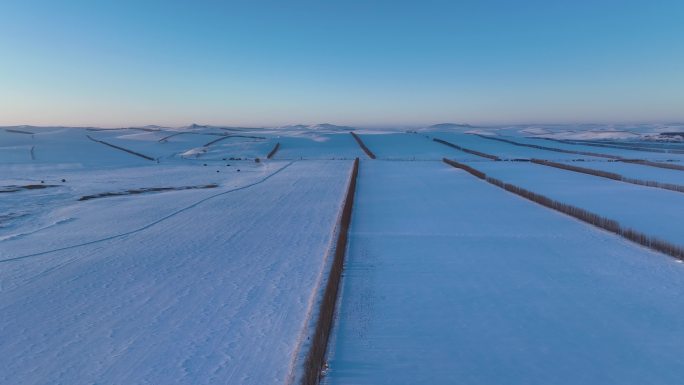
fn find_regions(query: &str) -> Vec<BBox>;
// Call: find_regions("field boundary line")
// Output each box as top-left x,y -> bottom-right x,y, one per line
531,159 -> 684,194
6,128 -> 35,135
443,158 -> 684,261
538,137 -> 684,155
433,137 -> 501,160
293,158 -> 359,385
267,142 -> 281,159
86,135 -> 155,161
350,132 -> 376,159
472,134 -> 619,159
475,134 -> 684,171
204,134 -> 267,147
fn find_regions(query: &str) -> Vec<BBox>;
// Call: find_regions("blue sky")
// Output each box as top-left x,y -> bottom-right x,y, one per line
1,0 -> 683,127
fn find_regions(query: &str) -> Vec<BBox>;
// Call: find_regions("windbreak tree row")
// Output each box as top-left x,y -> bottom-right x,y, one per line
531,159 -> 684,194
443,158 -> 684,261
475,134 -> 684,172
433,138 -> 501,160
350,132 -> 376,159
300,158 -> 360,385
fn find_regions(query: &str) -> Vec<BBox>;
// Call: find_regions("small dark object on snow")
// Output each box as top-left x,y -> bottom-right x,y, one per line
237,169 -> 240,172
254,158 -> 260,163
203,163 -> 207,166
222,158 -> 226,161
216,170 -> 220,173
40,181 -> 44,184
61,179 -> 66,182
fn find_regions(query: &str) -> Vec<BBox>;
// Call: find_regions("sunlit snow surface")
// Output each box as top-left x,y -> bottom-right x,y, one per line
2,123 -> 684,384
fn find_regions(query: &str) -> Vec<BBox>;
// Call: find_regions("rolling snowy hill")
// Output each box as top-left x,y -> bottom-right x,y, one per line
2,124 -> 684,385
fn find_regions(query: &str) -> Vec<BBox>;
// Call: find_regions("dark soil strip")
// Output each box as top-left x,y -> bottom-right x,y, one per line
6,129 -> 35,135
0,184 -> 58,193
86,135 -> 155,161
433,138 -> 501,160
30,146 -> 35,161
443,158 -> 684,261
267,142 -> 280,159
78,184 -> 219,201
531,159 -> 684,194
350,132 -> 376,159
301,158 -> 359,385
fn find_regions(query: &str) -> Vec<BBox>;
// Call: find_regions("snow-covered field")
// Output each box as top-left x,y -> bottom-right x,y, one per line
323,161 -> 684,385
2,123 -> 684,384
430,131 -> 605,161
356,133 -> 452,160
466,161 -> 684,245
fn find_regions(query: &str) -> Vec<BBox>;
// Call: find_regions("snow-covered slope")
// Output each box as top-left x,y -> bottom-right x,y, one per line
4,124 -> 684,384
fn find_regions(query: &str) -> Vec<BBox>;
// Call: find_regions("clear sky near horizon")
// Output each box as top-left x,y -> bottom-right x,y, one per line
1,0 -> 683,127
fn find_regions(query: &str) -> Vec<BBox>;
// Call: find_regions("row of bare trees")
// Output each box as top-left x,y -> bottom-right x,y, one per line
442,158 -> 684,261
86,135 -> 155,161
267,142 -> 280,159
531,159 -> 684,194
473,134 -> 620,159
443,158 -> 486,178
301,158 -> 360,385
433,138 -> 501,160
539,137 -> 684,155
476,134 -> 684,172
350,132 -> 377,159
621,159 -> 684,172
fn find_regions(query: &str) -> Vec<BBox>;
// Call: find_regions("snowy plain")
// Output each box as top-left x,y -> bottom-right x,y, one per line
2,123 -> 684,384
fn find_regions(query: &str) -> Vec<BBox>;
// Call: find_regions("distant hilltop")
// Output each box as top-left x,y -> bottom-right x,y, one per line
276,123 -> 356,131
183,123 -> 260,131
182,123 -> 357,131
428,123 -> 474,129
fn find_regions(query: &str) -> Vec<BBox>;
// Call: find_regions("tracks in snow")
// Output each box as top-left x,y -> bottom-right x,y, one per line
0,162 -> 294,263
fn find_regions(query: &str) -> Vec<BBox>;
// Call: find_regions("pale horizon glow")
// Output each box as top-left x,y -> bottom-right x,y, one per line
1,0 -> 683,127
